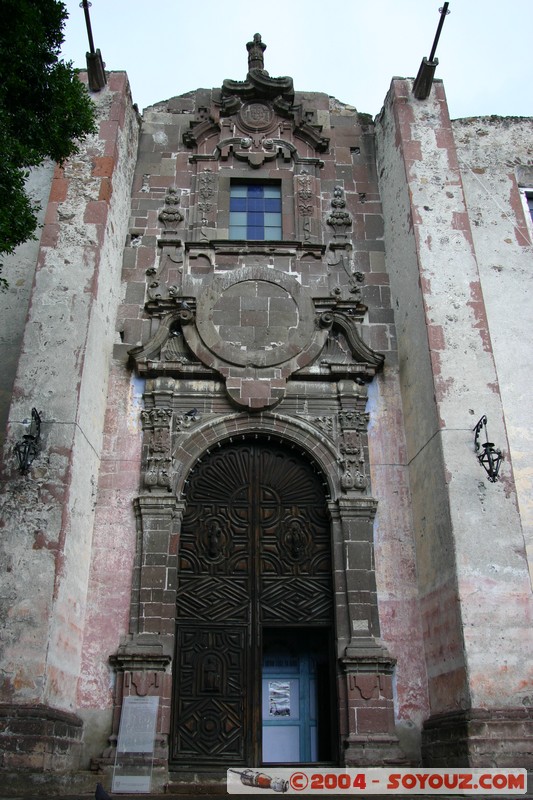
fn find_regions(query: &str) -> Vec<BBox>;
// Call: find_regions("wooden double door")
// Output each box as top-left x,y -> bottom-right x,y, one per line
171,440 -> 336,766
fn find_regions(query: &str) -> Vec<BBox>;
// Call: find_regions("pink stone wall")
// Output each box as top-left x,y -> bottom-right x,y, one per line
0,73 -> 138,721
375,78 -> 533,717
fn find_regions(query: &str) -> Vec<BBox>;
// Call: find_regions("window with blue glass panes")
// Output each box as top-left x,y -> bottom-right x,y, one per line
229,184 -> 282,240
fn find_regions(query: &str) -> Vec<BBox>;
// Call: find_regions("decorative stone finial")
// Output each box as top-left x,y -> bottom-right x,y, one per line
247,33 -> 266,71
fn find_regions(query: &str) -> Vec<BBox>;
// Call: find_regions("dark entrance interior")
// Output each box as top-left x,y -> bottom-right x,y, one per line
170,439 -> 336,767
262,627 -> 334,763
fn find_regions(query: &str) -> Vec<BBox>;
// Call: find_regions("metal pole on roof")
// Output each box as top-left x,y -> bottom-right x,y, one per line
413,3 -> 450,100
80,0 -> 107,91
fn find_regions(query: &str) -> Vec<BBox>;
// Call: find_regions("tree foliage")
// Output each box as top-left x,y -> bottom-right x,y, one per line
0,0 -> 97,275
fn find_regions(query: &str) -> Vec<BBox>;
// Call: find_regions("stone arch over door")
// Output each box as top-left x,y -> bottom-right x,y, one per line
110,415 -> 404,776
170,436 -> 336,767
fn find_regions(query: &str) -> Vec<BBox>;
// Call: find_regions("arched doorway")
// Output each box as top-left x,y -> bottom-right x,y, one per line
170,438 -> 336,767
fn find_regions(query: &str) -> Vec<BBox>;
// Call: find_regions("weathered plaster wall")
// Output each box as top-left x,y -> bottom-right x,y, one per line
375,80 -> 533,715
375,81 -> 467,715
453,117 -> 533,582
368,368 -> 430,754
0,74 -> 139,717
75,367 -> 144,760
0,162 -> 55,452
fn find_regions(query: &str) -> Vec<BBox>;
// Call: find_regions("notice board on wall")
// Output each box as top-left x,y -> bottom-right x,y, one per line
112,696 -> 159,794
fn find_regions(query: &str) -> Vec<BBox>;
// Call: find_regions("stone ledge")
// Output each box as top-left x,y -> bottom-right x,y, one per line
0,704 -> 83,774
422,707 -> 533,768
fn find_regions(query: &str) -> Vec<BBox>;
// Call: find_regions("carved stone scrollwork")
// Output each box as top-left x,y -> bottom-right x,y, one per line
141,408 -> 174,493
174,410 -> 202,431
297,171 -> 314,242
317,311 -> 335,329
338,407 -> 370,494
339,438 -> 368,492
198,169 -> 215,242
327,250 -> 364,301
314,416 -> 335,438
217,137 -> 292,168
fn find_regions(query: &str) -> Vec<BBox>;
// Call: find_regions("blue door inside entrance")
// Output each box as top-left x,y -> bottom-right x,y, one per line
260,628 -> 334,764
262,651 -> 318,763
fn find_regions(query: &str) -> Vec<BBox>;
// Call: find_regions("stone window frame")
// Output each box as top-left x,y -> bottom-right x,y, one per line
216,172 -> 295,241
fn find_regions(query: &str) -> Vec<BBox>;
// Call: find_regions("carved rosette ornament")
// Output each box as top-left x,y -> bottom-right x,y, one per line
238,102 -> 275,133
141,408 -> 174,492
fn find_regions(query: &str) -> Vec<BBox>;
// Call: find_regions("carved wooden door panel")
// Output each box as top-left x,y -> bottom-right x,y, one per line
171,441 -> 332,767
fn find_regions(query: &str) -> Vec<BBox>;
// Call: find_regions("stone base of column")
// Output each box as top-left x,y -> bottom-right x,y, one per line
0,703 -> 83,774
340,650 -> 410,766
90,638 -> 172,773
422,707 -> 533,768
344,733 -> 409,767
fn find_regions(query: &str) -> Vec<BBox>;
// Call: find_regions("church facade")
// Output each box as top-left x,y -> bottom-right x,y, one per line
0,35 -> 532,794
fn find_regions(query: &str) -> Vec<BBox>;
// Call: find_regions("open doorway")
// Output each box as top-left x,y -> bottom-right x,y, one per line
262,628 -> 336,764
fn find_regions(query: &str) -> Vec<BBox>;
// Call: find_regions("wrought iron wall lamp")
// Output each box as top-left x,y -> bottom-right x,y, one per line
13,408 -> 42,474
473,415 -> 503,483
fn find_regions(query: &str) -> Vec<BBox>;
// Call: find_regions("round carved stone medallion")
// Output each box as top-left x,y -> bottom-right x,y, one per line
195,266 -> 315,368
238,102 -> 275,132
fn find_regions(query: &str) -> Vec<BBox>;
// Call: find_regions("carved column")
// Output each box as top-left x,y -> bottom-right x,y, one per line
333,380 -> 405,765
101,500 -> 185,774
336,498 -> 405,766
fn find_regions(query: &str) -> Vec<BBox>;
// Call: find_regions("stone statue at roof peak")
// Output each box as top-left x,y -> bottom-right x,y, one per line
247,33 -> 267,73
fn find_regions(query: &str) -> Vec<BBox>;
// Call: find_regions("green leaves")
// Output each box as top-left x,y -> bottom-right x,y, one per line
0,0 -> 97,270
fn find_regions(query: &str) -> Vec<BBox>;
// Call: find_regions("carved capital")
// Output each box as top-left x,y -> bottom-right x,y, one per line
141,408 -> 173,430
338,410 -> 370,432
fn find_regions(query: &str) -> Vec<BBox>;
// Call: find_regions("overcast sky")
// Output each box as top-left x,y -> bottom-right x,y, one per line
60,0 -> 532,120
